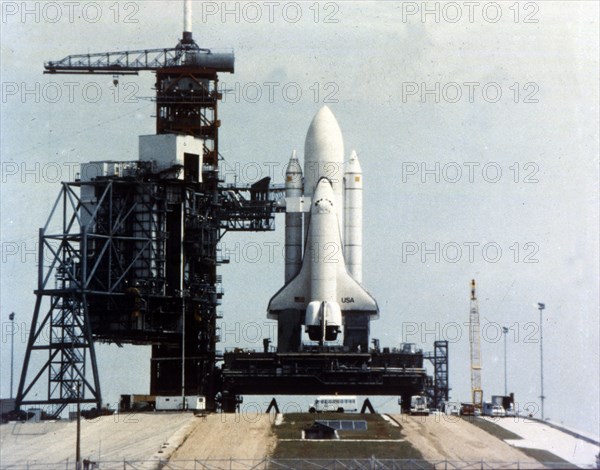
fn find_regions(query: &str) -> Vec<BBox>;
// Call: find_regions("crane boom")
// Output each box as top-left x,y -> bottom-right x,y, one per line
44,45 -> 234,75
44,0 -> 233,76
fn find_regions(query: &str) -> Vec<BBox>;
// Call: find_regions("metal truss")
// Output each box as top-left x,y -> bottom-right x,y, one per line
424,340 -> 449,410
44,43 -> 234,75
16,183 -> 102,417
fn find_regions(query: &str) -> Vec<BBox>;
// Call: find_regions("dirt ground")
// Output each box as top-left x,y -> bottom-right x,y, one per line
390,414 -> 543,467
0,412 -> 194,467
169,413 -> 276,462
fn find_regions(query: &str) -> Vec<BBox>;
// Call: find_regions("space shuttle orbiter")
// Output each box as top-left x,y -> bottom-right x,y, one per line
267,106 -> 379,352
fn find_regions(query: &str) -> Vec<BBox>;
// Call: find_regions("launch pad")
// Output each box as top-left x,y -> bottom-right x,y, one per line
219,349 -> 428,412
15,1 -> 448,418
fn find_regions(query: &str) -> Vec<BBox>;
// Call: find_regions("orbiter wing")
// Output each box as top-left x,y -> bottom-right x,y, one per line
267,211 -> 379,319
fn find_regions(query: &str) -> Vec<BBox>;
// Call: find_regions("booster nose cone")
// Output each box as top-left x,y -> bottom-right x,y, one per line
345,149 -> 363,175
285,150 -> 303,190
286,150 -> 302,174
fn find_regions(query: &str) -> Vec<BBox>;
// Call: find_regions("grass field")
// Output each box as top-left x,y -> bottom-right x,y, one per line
271,413 -> 426,459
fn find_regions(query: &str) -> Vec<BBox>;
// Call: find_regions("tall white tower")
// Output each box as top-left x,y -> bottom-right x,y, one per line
469,279 -> 483,410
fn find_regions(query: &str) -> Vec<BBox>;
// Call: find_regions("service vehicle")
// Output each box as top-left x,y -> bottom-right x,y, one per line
409,395 -> 430,416
309,395 -> 358,413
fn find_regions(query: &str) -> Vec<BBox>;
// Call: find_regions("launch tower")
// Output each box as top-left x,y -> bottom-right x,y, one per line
16,1 -> 279,416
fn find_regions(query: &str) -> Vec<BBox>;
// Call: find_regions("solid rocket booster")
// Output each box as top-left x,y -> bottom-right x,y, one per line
344,150 -> 363,283
285,151 -> 303,282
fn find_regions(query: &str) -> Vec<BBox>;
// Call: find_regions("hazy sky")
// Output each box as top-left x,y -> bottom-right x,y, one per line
1,1 -> 598,436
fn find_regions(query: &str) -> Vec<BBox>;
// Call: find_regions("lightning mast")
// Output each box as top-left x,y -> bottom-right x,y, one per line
469,279 -> 483,410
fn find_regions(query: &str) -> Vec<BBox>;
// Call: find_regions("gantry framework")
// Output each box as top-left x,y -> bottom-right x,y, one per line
16,23 -> 286,415
16,158 -> 281,417
17,184 -> 103,414
424,340 -> 449,410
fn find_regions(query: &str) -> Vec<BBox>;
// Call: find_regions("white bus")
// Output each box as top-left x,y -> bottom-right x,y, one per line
309,396 -> 358,413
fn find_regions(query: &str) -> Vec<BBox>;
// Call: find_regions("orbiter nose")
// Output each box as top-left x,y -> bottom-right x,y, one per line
312,177 -> 336,214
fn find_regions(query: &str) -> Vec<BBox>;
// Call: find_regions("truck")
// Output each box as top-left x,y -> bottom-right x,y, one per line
441,401 -> 460,416
492,394 -> 515,416
460,403 -> 476,416
409,395 -> 430,416
483,401 -> 505,417
187,396 -> 206,411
